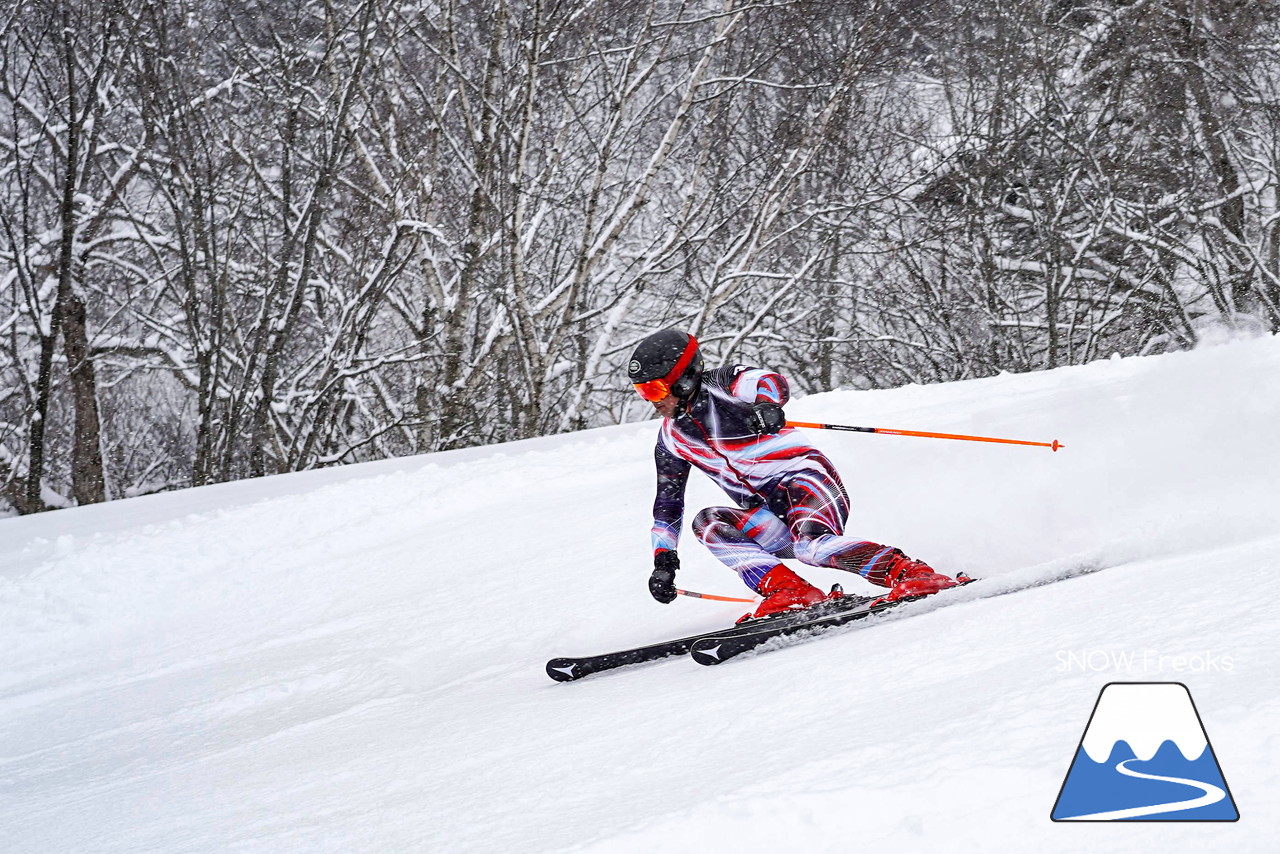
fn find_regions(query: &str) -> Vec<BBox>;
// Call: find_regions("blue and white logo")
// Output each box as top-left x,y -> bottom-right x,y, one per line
1051,682 -> 1239,821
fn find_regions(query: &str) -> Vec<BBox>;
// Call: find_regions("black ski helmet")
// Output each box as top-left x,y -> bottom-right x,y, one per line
628,329 -> 703,401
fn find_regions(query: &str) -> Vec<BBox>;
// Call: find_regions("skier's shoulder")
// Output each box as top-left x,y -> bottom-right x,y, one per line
706,364 -> 789,404
704,363 -> 780,390
703,364 -> 751,391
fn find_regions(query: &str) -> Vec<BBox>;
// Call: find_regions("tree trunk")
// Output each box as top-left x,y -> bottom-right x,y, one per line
59,284 -> 107,503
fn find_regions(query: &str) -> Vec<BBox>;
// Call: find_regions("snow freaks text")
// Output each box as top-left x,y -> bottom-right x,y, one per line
1055,650 -> 1235,674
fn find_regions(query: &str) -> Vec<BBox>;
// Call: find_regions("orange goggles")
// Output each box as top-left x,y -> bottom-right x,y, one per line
632,378 -> 673,401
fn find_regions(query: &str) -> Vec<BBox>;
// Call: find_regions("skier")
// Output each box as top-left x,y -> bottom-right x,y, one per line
629,328 -> 961,621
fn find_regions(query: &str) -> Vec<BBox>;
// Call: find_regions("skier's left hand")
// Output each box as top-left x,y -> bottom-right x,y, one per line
750,402 -> 786,434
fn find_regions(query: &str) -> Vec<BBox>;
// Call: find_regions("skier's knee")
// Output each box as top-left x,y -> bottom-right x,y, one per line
691,507 -> 723,538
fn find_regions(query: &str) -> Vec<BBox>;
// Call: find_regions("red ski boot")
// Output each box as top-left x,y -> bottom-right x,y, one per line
739,565 -> 837,623
873,551 -> 960,605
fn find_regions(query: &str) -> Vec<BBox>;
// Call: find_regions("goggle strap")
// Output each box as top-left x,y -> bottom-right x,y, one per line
661,335 -> 699,387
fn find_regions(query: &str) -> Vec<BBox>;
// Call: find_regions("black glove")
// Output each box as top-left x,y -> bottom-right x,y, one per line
649,550 -> 679,603
750,402 -> 786,434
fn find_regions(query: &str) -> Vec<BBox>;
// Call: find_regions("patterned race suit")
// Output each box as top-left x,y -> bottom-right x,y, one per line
650,366 -> 905,592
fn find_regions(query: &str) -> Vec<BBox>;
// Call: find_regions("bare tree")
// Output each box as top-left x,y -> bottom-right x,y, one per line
5,0 -> 1280,515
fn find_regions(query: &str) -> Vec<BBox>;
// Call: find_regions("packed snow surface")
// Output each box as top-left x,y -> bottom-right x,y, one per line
3,336 -> 1279,852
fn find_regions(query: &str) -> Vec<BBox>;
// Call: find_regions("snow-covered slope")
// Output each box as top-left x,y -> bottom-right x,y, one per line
3,336 -> 1279,853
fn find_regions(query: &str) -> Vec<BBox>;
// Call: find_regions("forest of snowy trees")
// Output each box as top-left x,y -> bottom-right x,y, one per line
3,0 -> 1278,513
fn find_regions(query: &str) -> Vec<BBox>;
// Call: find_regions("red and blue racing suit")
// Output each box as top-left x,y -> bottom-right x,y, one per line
651,366 -> 902,592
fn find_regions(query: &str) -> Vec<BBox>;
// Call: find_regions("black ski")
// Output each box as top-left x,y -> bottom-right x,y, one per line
546,594 -> 878,682
550,556 -> 1110,680
688,594 -> 915,665
689,557 -> 1109,666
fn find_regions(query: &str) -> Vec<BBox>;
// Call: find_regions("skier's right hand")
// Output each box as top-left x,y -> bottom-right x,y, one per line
649,550 -> 679,603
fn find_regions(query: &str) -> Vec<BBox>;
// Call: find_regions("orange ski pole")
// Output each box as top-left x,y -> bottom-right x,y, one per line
786,420 -> 1063,452
676,588 -> 757,604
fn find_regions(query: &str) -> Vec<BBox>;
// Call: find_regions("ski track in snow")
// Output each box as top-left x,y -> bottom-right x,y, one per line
2,336 -> 1280,852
